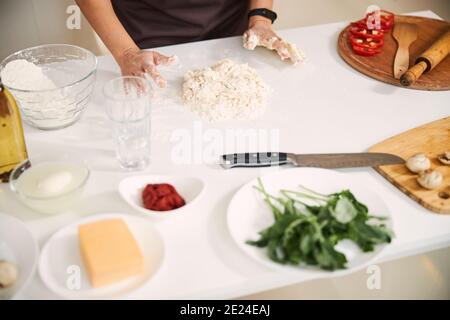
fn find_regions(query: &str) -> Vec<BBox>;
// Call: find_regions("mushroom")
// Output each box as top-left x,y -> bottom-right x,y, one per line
438,151 -> 450,166
406,153 -> 431,173
0,260 -> 18,289
417,170 -> 443,190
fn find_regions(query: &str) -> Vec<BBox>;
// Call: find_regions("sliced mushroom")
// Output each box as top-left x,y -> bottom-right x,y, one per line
438,151 -> 450,166
417,170 -> 443,190
406,153 -> 430,173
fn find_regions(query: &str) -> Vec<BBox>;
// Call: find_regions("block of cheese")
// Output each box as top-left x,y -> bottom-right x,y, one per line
78,218 -> 144,288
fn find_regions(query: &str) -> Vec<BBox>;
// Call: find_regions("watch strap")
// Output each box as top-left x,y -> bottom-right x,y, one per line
248,8 -> 277,24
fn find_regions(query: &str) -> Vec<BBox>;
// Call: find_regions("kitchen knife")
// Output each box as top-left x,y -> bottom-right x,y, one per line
220,152 -> 405,169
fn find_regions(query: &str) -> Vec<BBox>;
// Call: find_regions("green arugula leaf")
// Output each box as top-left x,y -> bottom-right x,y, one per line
330,196 -> 358,224
247,181 -> 393,271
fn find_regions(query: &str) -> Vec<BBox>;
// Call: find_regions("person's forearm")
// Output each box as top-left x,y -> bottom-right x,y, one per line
248,0 -> 274,26
249,0 -> 273,10
75,0 -> 138,62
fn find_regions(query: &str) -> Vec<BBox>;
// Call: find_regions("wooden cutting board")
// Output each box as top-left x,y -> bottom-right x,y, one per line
338,15 -> 450,90
369,117 -> 450,214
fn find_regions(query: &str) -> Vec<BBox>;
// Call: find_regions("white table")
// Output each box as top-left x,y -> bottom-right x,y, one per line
2,10 -> 449,299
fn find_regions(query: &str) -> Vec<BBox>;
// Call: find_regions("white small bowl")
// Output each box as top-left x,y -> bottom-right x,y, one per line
9,158 -> 89,215
118,175 -> 205,217
0,213 -> 39,299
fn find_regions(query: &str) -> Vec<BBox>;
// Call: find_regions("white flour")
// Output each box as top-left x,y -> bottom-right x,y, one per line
0,59 -> 77,129
1,59 -> 57,90
182,59 -> 270,122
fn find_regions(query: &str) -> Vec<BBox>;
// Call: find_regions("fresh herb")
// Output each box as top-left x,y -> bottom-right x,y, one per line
246,179 -> 393,271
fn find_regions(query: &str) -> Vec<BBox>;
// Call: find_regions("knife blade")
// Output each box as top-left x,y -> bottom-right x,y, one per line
220,152 -> 405,169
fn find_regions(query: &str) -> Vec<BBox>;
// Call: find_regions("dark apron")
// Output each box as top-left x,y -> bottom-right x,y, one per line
112,0 -> 249,48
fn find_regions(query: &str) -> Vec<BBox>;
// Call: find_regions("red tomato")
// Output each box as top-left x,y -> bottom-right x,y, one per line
141,183 -> 186,211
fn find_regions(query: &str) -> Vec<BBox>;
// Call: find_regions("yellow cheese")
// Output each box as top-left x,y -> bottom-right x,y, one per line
78,218 -> 144,288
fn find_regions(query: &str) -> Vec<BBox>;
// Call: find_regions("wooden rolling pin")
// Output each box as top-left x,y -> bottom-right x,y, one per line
400,29 -> 450,86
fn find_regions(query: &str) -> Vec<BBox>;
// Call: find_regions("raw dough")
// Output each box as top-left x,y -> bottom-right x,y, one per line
243,33 -> 305,65
182,59 -> 270,121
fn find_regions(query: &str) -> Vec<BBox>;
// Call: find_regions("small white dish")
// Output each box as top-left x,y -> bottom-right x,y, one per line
227,168 -> 393,278
118,175 -> 205,217
0,213 -> 39,300
9,157 -> 90,215
38,213 -> 164,299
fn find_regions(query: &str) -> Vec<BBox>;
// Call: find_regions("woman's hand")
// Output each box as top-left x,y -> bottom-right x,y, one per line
117,48 -> 176,88
243,18 -> 304,64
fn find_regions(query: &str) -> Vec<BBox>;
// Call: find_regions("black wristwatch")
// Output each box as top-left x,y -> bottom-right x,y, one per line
248,8 -> 277,24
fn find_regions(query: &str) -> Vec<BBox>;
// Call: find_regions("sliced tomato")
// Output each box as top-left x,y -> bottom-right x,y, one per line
351,45 -> 381,56
349,35 -> 384,49
349,26 -> 384,39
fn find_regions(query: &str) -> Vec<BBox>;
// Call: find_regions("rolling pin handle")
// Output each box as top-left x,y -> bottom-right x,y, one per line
400,61 -> 428,87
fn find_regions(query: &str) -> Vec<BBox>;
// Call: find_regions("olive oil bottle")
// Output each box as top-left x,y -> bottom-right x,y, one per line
0,82 -> 28,182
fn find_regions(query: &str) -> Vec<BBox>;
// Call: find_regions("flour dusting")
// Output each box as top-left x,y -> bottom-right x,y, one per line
182,59 -> 270,122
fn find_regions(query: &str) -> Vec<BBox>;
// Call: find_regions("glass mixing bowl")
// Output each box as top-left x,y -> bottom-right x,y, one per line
0,44 -> 97,130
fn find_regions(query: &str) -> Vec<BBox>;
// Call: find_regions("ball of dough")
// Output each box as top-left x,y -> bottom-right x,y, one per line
406,153 -> 430,173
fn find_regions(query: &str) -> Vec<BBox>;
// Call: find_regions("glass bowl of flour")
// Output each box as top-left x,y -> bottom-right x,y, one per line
0,44 -> 97,130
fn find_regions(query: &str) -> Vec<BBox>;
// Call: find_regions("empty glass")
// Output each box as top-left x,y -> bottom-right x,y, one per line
103,76 -> 152,171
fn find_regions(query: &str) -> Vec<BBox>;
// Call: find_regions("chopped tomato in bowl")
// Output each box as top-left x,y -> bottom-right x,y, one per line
142,183 -> 186,211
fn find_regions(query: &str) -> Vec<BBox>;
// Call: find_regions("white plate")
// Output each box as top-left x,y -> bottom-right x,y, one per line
227,168 -> 393,277
118,175 -> 205,217
38,213 -> 164,299
0,213 -> 39,299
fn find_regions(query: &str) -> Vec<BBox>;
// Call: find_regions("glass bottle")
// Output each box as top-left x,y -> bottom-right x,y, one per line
0,82 -> 28,182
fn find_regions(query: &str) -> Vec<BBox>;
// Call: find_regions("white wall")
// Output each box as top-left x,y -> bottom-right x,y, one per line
273,0 -> 450,29
1,0 -> 449,60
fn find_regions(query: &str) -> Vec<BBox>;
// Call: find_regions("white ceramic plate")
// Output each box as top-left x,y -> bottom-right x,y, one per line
227,168 -> 393,277
118,175 -> 205,217
0,213 -> 39,299
38,213 -> 164,299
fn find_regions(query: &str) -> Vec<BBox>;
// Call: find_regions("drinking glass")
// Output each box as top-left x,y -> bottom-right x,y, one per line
103,76 -> 152,171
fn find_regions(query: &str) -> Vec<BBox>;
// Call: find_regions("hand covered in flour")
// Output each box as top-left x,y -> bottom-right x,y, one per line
243,19 -> 305,65
117,48 -> 177,88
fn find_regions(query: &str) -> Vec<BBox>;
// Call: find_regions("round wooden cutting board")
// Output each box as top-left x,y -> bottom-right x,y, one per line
338,15 -> 450,90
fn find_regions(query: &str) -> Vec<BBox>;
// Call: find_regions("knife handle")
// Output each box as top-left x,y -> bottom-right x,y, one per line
220,152 -> 289,169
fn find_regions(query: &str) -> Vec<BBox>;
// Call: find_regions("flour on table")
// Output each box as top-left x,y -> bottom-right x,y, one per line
1,59 -> 58,90
182,59 -> 270,122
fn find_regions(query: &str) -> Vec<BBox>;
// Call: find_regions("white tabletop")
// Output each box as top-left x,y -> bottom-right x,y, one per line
2,10 -> 450,300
